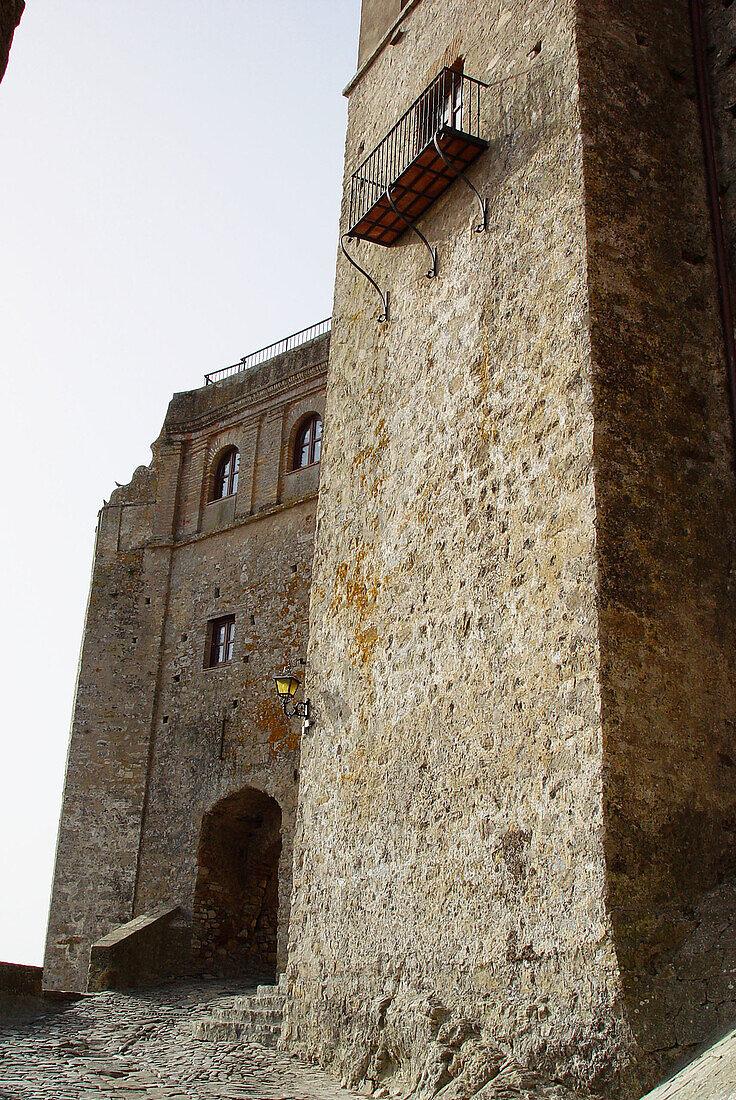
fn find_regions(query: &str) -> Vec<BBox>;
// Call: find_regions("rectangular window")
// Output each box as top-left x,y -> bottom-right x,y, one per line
206,615 -> 235,668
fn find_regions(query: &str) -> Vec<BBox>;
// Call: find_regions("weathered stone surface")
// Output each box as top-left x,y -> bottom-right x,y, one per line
192,978 -> 286,1045
705,0 -> 736,305
0,962 -> 41,998
641,1021 -> 736,1100
287,2 -> 629,1095
284,1 -> 736,1097
44,335 -> 328,992
87,906 -> 190,992
37,1 -> 736,1095
577,0 -> 736,1085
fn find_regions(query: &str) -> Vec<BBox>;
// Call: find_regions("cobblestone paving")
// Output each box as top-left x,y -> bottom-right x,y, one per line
0,981 -> 359,1100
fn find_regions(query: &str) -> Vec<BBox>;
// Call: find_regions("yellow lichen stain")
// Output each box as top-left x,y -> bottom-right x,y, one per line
339,769 -> 365,785
470,331 -> 494,440
350,418 -> 389,482
330,547 -> 378,619
328,546 -> 382,666
351,443 -> 374,471
251,697 -> 299,758
355,624 -> 379,665
370,475 -> 385,503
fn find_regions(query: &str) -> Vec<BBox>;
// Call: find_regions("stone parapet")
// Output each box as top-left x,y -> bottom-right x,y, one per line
87,906 -> 190,992
0,961 -> 42,997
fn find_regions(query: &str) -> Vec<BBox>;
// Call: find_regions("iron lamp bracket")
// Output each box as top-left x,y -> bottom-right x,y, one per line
282,697 -> 310,721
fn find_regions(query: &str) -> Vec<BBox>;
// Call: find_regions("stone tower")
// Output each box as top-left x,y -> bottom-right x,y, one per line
283,1 -> 736,1096
44,330 -> 328,993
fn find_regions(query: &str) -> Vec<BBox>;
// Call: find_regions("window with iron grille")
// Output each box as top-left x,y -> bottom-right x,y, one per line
206,615 -> 235,668
212,447 -> 240,500
294,415 -> 322,469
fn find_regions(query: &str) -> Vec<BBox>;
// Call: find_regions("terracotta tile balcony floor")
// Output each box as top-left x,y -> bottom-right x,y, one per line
348,126 -> 488,247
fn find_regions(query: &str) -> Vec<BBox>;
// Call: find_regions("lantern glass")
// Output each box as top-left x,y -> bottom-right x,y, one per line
275,674 -> 300,697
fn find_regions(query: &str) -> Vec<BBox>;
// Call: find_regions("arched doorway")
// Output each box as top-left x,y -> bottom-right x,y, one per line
191,788 -> 282,979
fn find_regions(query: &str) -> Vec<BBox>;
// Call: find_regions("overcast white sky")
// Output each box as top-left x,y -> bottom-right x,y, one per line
0,0 -> 359,967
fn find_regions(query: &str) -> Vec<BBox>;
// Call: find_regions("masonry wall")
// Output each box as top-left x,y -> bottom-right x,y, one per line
285,2 -> 736,1097
44,335 -> 328,992
357,0 -> 403,66
285,1 -> 632,1095
705,0 -> 736,303
44,463 -> 169,992
577,0 -> 736,1083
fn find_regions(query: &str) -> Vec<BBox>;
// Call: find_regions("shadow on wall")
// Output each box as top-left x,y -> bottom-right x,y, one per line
191,787 -> 282,981
580,1 -> 736,1085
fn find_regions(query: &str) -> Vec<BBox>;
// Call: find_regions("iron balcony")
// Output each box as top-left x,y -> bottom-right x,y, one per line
347,67 -> 489,247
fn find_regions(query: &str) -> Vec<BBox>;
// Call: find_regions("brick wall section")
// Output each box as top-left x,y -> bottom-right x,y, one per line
44,335 -> 328,992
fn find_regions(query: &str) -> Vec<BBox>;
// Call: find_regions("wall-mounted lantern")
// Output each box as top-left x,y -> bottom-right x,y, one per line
274,670 -> 310,721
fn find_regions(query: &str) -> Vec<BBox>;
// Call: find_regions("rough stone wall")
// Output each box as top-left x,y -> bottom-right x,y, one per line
190,789 -> 281,975
705,0 -> 736,303
358,0 -> 403,67
44,335 -> 328,992
86,906 -> 190,992
576,0 -> 736,1084
285,2 -> 634,1096
0,962 -> 42,998
285,1 -> 736,1097
44,463 -> 170,993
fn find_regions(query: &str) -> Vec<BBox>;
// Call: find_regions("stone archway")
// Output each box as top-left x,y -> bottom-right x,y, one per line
191,788 -> 282,979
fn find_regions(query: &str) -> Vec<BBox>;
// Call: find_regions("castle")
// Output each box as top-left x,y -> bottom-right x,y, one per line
43,1 -> 736,1097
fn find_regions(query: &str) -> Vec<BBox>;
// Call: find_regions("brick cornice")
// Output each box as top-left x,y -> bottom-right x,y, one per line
164,359 -> 328,439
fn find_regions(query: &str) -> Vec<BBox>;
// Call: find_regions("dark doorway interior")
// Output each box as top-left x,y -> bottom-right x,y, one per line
191,787 -> 281,979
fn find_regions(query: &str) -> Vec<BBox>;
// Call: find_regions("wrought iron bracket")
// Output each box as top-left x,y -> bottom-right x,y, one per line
386,185 -> 438,278
340,234 -> 390,322
433,133 -> 489,232
282,697 -> 310,721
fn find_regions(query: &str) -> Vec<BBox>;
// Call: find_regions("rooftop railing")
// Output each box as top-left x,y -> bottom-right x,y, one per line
204,317 -> 331,385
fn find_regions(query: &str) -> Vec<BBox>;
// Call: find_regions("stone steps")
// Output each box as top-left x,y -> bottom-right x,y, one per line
191,981 -> 285,1047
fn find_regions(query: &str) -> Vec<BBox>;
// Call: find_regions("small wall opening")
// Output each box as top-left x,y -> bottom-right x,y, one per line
191,787 -> 282,979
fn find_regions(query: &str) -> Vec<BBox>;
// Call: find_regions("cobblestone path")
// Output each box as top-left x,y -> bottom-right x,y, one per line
0,981 -> 359,1100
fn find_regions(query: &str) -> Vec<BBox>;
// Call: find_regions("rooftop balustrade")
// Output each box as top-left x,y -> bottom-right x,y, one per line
204,317 -> 331,386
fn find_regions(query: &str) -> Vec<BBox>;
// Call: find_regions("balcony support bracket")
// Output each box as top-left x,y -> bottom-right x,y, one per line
432,133 -> 489,232
341,234 -> 390,322
386,185 -> 438,278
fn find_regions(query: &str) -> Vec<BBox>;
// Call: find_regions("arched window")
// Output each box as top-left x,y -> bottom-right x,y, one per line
212,447 -> 239,500
293,415 -> 322,469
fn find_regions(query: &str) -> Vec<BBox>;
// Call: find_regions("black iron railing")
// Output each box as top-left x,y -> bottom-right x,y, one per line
204,317 -> 331,385
348,68 -> 487,233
